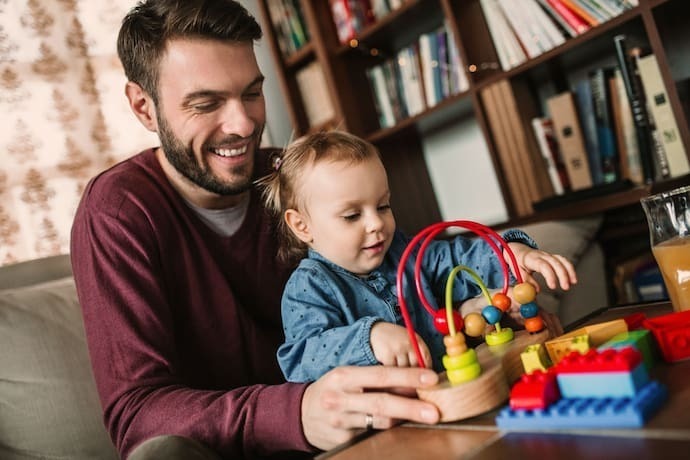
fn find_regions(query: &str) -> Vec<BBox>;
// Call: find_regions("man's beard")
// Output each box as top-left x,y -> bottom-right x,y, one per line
157,112 -> 262,196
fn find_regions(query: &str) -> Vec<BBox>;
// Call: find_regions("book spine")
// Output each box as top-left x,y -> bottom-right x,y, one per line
535,0 -> 578,37
588,67 -> 619,183
560,0 -> 600,26
573,79 -> 604,185
613,34 -> 655,183
545,0 -> 591,34
532,117 -> 567,194
636,53 -> 690,177
609,69 -> 644,184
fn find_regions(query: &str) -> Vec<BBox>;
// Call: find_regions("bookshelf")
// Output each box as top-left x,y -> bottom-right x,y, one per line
256,0 -> 690,283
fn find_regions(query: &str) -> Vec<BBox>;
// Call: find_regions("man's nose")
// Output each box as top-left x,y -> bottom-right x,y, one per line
220,101 -> 255,138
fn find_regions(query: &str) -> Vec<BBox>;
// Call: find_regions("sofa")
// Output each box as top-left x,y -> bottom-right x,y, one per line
0,217 -> 607,459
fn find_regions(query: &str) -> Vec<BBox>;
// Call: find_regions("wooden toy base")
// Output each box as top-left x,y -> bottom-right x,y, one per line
417,329 -> 551,422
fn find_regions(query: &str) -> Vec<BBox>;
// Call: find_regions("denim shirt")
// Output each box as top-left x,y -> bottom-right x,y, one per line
277,229 -> 536,382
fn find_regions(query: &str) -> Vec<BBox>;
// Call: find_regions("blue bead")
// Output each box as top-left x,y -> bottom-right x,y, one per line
482,305 -> 502,325
520,302 -> 539,318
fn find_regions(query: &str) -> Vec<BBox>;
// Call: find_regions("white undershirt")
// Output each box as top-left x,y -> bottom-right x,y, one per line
184,193 -> 250,237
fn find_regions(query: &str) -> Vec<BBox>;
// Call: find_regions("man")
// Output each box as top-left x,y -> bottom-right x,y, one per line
70,1 -> 440,458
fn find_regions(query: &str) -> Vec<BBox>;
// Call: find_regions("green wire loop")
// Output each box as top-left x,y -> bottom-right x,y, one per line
445,265 -> 494,336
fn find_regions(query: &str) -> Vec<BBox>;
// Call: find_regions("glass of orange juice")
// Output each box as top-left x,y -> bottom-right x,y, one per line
641,185 -> 690,312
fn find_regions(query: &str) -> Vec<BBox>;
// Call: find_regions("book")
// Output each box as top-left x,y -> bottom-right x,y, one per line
366,64 -> 395,128
573,78 -> 604,185
588,66 -> 619,183
445,22 -> 469,95
613,34 -> 656,183
545,0 -> 591,35
418,31 -> 442,107
546,91 -> 594,190
535,0 -> 578,38
609,69 -> 644,184
481,84 -> 533,216
532,117 -> 569,194
480,0 -> 527,70
396,46 -> 426,117
635,53 -> 690,177
295,62 -> 336,129
559,0 -> 600,26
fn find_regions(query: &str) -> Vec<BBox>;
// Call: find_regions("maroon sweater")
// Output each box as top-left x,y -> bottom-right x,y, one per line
70,148 -> 311,459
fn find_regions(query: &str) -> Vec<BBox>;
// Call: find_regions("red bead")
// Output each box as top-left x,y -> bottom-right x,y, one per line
433,309 -> 464,335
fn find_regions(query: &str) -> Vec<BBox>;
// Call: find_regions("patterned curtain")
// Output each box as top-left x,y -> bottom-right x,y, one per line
0,0 -> 156,265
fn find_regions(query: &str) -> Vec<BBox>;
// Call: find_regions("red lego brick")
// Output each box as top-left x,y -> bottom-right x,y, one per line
643,310 -> 690,363
509,369 -> 560,410
553,347 -> 642,374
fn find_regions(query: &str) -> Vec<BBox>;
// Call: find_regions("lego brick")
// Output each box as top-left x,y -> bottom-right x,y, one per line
554,348 -> 642,373
556,363 -> 649,398
509,369 -> 560,410
643,310 -> 690,363
600,330 -> 657,371
496,381 -> 668,430
545,334 -> 590,364
520,343 -> 552,374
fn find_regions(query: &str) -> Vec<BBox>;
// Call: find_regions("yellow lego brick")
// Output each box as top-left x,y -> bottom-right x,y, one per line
521,343 -> 553,374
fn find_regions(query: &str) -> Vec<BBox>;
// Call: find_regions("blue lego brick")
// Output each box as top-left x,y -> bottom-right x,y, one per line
556,363 -> 649,398
495,381 -> 668,430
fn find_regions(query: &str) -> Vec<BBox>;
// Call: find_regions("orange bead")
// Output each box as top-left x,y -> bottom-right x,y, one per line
446,344 -> 468,356
513,282 -> 537,304
464,312 -> 486,337
492,293 -> 511,312
524,315 -> 545,333
443,334 -> 466,348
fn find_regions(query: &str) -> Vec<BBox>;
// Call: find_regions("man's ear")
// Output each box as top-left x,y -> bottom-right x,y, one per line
284,209 -> 313,243
125,81 -> 158,132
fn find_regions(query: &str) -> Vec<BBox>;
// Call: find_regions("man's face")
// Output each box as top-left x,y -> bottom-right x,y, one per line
154,39 -> 265,200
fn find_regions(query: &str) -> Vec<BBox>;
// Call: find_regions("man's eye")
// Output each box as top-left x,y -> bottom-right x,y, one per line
192,101 -> 220,112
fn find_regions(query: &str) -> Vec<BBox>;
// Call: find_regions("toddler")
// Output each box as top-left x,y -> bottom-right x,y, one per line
259,131 -> 576,382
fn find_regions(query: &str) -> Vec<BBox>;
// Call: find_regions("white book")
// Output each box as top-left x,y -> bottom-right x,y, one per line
418,32 -> 439,107
396,46 -> 425,117
366,65 -> 396,128
445,20 -> 469,94
535,0 -> 578,38
522,0 -> 566,49
532,117 -> 565,195
296,62 -> 335,128
636,53 -> 690,177
480,0 -> 527,70
497,0 -> 550,57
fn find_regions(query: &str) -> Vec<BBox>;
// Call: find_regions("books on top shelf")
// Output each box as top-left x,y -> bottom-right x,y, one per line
295,61 -> 336,129
266,0 -> 310,57
479,0 -> 527,71
330,0 -> 374,45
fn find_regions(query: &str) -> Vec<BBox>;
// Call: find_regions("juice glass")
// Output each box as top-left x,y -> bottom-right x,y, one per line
641,185 -> 690,312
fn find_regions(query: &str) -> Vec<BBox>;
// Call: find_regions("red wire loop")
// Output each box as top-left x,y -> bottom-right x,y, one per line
395,221 -> 523,368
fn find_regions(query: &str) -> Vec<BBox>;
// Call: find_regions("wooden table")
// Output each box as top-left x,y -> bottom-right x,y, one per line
317,302 -> 690,459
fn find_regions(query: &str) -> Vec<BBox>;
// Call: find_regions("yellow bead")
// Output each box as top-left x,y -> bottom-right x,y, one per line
513,282 -> 537,304
447,362 -> 482,384
463,312 -> 486,337
442,348 -> 478,370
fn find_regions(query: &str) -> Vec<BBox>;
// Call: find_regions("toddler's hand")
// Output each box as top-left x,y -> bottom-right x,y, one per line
370,322 -> 432,368
507,243 -> 578,292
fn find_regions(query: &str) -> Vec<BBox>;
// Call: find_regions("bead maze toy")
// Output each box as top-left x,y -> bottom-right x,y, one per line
395,220 -> 553,422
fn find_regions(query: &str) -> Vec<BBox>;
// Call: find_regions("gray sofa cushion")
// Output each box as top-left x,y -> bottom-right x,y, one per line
0,277 -> 117,459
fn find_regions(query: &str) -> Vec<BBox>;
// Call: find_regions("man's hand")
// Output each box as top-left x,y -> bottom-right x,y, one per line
301,366 -> 440,450
370,322 -> 432,368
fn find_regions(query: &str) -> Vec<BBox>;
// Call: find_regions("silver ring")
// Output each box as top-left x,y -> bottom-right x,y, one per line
365,413 -> 374,430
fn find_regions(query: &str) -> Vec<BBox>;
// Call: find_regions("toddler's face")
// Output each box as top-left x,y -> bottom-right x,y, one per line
299,156 -> 396,275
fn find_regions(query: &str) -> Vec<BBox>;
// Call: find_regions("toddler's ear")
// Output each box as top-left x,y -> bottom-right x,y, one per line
284,209 -> 313,243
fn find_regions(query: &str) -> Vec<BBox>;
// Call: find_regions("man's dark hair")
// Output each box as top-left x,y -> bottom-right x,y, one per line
117,0 -> 262,103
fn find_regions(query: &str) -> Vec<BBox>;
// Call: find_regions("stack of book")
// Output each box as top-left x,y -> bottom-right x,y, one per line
266,0 -> 310,57
479,0 -> 637,71
365,22 -> 469,129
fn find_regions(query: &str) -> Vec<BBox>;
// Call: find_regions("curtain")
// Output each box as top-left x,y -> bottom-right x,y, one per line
0,0 -> 156,265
